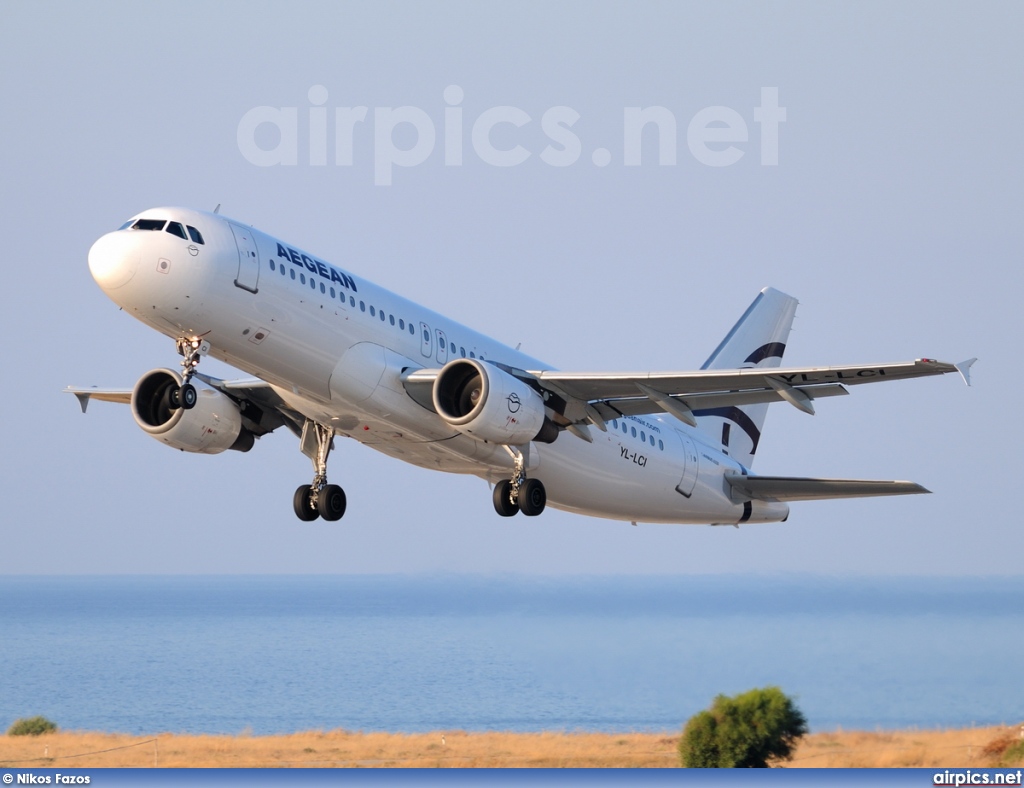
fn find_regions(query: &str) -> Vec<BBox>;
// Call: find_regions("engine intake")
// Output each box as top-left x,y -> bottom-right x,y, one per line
432,359 -> 557,445
131,369 -> 253,454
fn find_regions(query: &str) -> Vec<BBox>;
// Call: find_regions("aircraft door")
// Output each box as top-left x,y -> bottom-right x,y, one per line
229,223 -> 260,293
674,430 -> 700,497
435,328 -> 449,364
419,322 -> 432,358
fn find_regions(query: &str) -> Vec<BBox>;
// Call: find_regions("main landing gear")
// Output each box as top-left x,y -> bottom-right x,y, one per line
492,446 -> 546,517
293,420 -> 347,522
167,335 -> 210,410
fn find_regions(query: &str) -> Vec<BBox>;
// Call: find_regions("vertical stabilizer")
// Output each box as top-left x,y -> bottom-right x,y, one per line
695,287 -> 799,468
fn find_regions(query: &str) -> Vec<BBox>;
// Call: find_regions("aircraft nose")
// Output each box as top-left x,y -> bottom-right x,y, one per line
88,231 -> 141,290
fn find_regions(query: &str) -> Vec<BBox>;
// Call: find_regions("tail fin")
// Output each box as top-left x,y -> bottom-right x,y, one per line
694,287 -> 799,468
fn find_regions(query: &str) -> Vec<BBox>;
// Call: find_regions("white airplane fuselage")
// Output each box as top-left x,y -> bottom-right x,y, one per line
87,206 -> 774,525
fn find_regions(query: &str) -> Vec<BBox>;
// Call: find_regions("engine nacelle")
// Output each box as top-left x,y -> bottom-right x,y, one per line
432,359 -> 557,445
130,369 -> 254,454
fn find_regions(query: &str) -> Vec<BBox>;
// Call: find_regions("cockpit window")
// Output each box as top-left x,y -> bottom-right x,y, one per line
186,225 -> 205,244
118,220 -> 133,230
131,219 -> 166,231
165,222 -> 187,239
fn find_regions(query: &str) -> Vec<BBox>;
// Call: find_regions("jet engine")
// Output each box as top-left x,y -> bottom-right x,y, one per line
432,359 -> 558,445
130,369 -> 254,454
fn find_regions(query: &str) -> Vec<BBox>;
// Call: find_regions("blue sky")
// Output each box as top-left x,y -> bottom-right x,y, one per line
1,1 -> 1019,574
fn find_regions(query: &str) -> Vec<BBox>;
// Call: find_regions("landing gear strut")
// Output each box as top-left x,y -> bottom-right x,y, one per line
168,336 -> 209,410
293,420 -> 346,522
492,446 -> 546,517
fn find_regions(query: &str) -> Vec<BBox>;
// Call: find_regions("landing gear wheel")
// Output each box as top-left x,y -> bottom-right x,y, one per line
519,478 -> 547,517
493,480 -> 519,517
293,485 -> 319,521
317,484 -> 347,521
179,383 -> 197,410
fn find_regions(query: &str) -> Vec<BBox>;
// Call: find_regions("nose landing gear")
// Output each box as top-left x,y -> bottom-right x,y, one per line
293,420 -> 347,522
492,445 -> 546,517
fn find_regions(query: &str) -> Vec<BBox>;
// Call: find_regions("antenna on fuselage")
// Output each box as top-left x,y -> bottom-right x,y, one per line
213,204 -> 221,214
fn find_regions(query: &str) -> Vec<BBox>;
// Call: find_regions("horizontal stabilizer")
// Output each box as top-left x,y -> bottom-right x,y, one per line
725,474 -> 930,502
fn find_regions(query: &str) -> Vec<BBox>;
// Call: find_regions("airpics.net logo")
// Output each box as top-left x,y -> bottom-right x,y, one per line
237,85 -> 786,186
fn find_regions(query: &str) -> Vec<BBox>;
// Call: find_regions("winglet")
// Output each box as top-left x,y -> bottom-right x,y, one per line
73,392 -> 91,413
955,358 -> 977,387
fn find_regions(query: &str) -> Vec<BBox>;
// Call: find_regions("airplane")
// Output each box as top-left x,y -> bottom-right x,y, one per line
67,207 -> 975,525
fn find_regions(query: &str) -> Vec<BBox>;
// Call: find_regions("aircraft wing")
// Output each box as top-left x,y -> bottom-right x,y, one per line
64,374 -> 297,438
65,387 -> 133,411
532,358 -> 975,428
725,474 -> 930,502
404,358 -> 974,436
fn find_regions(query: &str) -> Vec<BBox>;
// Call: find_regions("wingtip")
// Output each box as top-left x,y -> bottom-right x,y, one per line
955,357 -> 977,387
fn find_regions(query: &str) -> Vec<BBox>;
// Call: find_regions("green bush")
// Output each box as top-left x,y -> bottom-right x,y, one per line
1002,738 -> 1024,766
7,716 -> 58,736
679,686 -> 807,767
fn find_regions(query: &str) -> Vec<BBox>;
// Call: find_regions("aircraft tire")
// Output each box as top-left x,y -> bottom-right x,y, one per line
293,485 -> 320,521
493,480 -> 519,517
519,478 -> 546,517
317,484 -> 347,521
179,384 -> 197,409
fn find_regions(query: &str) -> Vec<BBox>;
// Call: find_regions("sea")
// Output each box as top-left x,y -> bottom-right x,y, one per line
1,574 -> 1022,736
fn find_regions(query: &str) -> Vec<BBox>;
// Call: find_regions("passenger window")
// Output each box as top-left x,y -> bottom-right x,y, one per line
408,323 -> 415,335
360,301 -> 366,312
649,434 -> 655,446
320,283 -> 325,293
186,225 -> 205,244
330,287 -> 335,298
311,278 -> 316,289
370,306 -> 376,317
399,318 -> 405,330
469,352 -> 475,359
389,315 -> 395,326
350,296 -> 355,307
300,274 -> 306,284
658,439 -> 664,451
631,427 -> 636,438
290,269 -> 296,280
423,329 -> 429,342
640,431 -> 646,442
280,264 -> 286,275
460,347 -> 466,357
269,260 -> 276,272
132,219 -> 165,231
450,342 -> 456,353
380,311 -> 386,321
621,422 -> 627,434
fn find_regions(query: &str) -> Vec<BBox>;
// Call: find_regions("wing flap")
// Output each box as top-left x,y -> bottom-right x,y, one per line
725,474 -> 930,502
592,383 -> 849,420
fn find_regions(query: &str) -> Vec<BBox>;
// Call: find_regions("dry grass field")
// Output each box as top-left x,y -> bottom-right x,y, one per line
2,726 -> 1022,769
